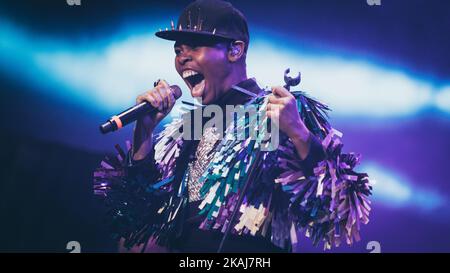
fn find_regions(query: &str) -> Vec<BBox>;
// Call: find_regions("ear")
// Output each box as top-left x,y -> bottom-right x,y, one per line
227,40 -> 246,62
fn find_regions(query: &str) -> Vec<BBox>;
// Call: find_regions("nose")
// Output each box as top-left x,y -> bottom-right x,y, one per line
178,54 -> 192,66
177,47 -> 193,66
178,53 -> 192,65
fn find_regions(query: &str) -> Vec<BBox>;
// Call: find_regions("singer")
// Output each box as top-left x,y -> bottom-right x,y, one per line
94,0 -> 372,253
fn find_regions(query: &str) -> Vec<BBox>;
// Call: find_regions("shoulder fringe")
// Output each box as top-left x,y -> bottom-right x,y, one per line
197,91 -> 372,250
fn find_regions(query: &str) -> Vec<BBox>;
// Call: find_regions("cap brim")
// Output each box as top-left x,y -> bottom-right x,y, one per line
155,30 -> 233,43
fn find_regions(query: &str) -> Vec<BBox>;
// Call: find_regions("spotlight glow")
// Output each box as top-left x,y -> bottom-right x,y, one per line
360,163 -> 446,211
1,20 -> 450,118
1,20 -> 449,216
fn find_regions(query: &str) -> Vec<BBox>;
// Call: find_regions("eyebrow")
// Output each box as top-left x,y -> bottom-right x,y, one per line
173,40 -> 225,49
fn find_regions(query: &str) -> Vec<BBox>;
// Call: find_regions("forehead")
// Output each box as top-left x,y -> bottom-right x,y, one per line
174,38 -> 229,48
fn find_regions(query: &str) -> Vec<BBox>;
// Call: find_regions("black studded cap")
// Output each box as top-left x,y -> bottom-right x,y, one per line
155,0 -> 249,48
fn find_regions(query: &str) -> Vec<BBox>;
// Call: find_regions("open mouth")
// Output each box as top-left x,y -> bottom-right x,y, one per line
183,70 -> 205,98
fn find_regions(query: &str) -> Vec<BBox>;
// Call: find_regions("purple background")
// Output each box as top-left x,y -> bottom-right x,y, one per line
0,0 -> 449,252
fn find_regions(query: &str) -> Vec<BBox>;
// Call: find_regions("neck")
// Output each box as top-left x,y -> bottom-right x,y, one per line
221,66 -> 248,96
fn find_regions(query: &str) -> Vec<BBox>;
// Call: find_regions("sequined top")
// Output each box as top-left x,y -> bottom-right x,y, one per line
94,77 -> 372,252
186,126 -> 221,202
185,79 -> 261,202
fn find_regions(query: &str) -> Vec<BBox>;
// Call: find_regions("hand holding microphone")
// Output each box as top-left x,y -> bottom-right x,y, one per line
100,80 -> 182,134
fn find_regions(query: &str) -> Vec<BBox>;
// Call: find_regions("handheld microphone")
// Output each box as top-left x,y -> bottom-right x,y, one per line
99,85 -> 182,134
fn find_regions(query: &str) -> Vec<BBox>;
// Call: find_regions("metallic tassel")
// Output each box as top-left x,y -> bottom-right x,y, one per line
188,11 -> 191,29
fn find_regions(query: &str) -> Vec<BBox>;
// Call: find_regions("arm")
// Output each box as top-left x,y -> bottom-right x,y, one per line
93,80 -> 178,250
269,87 -> 372,249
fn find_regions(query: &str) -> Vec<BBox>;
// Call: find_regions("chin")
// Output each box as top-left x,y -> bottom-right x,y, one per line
191,87 -> 213,105
200,92 -> 216,105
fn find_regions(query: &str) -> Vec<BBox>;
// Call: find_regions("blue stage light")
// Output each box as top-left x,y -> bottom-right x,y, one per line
361,163 -> 446,211
1,21 -> 449,119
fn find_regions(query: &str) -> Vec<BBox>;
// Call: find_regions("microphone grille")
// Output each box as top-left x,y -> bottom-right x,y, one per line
170,85 -> 182,99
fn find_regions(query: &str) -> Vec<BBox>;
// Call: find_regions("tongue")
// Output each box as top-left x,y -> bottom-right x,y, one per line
191,79 -> 205,98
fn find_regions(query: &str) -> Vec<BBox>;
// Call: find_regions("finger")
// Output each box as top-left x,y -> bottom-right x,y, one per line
137,92 -> 158,108
167,91 -> 175,109
163,88 -> 171,110
145,92 -> 160,108
136,94 -> 145,105
137,93 -> 154,106
162,92 -> 175,114
266,102 -> 280,112
157,87 -> 169,110
268,94 -> 284,104
271,86 -> 291,98
162,87 -> 171,110
159,79 -> 174,109
269,103 -> 281,112
153,87 -> 164,111
158,79 -> 170,89
266,110 -> 279,120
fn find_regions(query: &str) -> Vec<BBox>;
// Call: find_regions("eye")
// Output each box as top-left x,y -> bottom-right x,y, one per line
174,48 -> 181,55
192,43 -> 204,50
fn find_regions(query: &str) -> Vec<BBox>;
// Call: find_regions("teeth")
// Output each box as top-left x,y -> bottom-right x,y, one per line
182,70 -> 199,79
